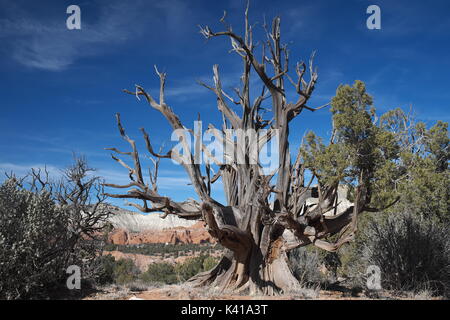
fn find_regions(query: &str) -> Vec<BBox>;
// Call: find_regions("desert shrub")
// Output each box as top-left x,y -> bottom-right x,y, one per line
288,247 -> 329,288
93,255 -> 140,286
175,255 -> 218,281
175,257 -> 203,281
139,255 -> 219,285
93,255 -> 116,285
202,256 -> 218,271
360,212 -> 450,296
0,180 -> 70,299
103,243 -> 223,256
0,158 -> 110,299
335,213 -> 373,287
141,262 -> 178,284
103,243 -> 117,251
113,258 -> 140,285
335,241 -> 365,290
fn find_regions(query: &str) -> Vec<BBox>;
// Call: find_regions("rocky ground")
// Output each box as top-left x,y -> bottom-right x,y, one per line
84,283 -> 442,300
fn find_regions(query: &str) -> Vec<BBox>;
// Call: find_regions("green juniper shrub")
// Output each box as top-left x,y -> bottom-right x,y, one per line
175,255 -> 209,282
202,256 -> 218,271
138,255 -> 219,285
112,258 -> 140,285
140,262 -> 178,284
93,255 -> 116,285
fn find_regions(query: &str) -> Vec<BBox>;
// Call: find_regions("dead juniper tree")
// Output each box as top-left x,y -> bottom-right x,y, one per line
105,8 -> 393,295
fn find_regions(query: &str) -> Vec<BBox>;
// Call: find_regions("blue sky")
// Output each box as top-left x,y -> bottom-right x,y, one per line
1,0 -> 449,209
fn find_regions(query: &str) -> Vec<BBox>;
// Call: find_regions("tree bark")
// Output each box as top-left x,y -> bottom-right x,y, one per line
105,7 -> 375,295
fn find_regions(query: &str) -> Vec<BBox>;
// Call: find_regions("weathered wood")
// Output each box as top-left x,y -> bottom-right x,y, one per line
106,7 -> 374,295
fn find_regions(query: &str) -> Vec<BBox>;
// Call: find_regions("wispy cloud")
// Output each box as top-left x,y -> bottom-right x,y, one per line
3,132 -> 107,159
0,3 -> 129,70
0,0 -> 193,71
165,82 -> 208,99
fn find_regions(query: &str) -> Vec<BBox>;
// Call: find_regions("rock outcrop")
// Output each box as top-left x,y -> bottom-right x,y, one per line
105,204 -> 197,232
101,204 -> 214,245
108,222 -> 215,245
109,229 -> 129,245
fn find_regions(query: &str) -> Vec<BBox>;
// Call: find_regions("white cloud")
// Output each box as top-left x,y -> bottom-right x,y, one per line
165,82 -> 208,98
0,0 -> 193,71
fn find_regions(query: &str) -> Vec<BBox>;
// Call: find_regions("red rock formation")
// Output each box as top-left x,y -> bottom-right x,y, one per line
108,221 -> 215,245
110,229 -> 128,245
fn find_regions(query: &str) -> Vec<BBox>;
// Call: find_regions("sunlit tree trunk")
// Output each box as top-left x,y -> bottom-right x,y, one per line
104,5 -> 385,295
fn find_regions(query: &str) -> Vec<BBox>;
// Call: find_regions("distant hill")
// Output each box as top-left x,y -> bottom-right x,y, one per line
104,204 -> 197,232
101,204 -> 213,245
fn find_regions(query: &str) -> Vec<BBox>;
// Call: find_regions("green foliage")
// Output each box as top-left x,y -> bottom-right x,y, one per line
331,80 -> 375,150
301,132 -> 348,185
113,258 -> 140,284
302,80 -> 401,208
95,255 -> 140,285
141,262 -> 178,284
93,255 -> 116,285
104,242 -> 222,256
397,160 -> 449,222
426,121 -> 450,172
376,108 -> 449,222
175,255 -> 219,281
397,121 -> 449,222
138,255 -> 219,285
329,80 -> 391,185
175,255 -> 205,281
302,81 -> 449,220
301,81 -> 449,296
202,256 -> 218,271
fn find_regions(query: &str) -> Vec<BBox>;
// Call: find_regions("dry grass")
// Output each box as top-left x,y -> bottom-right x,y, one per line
85,282 -> 446,300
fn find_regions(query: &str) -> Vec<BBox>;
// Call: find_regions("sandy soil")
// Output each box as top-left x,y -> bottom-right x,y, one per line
84,284 -> 442,300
